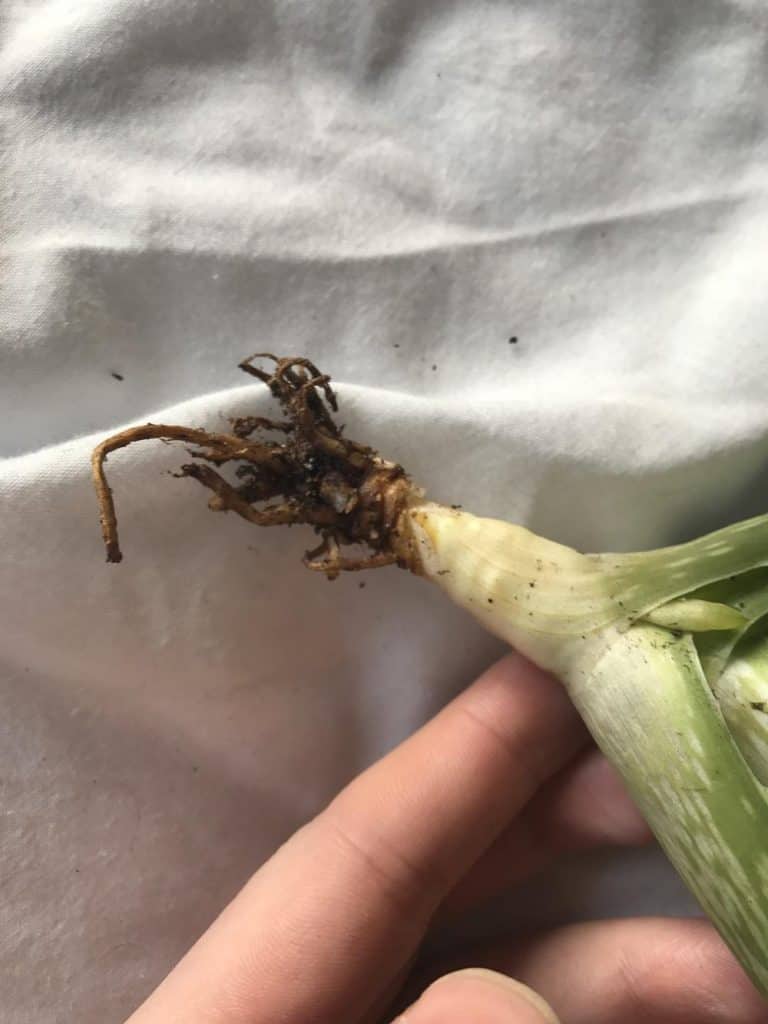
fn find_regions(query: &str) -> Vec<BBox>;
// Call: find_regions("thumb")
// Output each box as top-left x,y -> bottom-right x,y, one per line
396,968 -> 559,1023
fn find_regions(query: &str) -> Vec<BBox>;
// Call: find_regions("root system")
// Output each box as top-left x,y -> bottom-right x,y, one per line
91,355 -> 417,578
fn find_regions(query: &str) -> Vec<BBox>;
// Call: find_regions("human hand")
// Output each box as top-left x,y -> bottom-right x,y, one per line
127,654 -> 765,1024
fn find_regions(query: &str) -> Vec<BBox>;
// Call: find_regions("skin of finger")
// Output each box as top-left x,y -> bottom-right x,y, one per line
444,748 -> 653,913
417,918 -> 767,1024
397,969 -> 559,1024
531,747 -> 652,849
126,654 -> 586,1024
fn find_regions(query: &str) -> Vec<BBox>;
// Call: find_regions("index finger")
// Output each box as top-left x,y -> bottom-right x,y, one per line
128,654 -> 586,1024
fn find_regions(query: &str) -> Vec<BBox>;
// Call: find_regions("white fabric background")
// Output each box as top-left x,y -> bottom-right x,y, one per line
2,0 -> 768,1019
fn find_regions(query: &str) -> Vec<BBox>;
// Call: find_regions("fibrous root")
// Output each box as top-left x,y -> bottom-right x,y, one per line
91,354 -> 416,578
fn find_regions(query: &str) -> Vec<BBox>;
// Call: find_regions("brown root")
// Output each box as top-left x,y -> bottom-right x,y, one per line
91,355 -> 417,577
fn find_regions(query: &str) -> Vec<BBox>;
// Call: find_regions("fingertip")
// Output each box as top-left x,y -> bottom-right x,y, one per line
586,757 -> 653,844
494,917 -> 767,1024
664,921 -> 768,1023
476,652 -> 566,704
458,651 -> 588,775
399,968 -> 559,1024
538,750 -> 653,848
445,970 -> 561,1023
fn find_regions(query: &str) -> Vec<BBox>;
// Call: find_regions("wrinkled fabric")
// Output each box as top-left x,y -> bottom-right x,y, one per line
1,0 -> 767,1019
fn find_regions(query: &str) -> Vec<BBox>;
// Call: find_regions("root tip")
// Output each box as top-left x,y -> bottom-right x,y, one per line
106,545 -> 123,564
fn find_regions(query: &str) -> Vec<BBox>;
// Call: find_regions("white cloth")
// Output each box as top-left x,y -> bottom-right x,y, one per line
2,1 -> 768,1019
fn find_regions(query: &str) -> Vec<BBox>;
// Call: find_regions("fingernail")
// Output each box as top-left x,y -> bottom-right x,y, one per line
399,968 -> 559,1023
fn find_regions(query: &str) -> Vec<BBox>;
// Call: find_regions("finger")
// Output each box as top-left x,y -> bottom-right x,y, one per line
531,746 -> 652,849
396,969 -> 558,1024
128,653 -> 587,1024
416,918 -> 766,1024
503,917 -> 766,1023
445,748 -> 652,912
